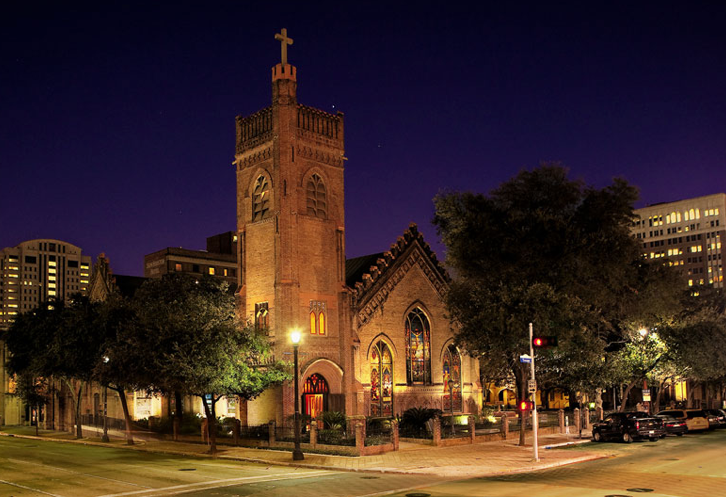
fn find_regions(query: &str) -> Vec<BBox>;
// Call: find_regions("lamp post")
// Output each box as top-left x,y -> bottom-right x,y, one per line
447,379 -> 456,436
290,330 -> 304,461
102,356 -> 109,443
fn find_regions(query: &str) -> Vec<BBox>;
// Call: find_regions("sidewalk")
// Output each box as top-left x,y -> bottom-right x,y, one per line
1,426 -> 605,479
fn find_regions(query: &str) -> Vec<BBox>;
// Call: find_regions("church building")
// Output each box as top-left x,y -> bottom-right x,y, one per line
236,30 -> 481,426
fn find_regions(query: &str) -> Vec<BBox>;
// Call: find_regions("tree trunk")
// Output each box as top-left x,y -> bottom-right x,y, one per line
113,386 -> 135,445
63,379 -> 84,438
512,364 -> 528,446
620,379 -> 639,412
175,391 -> 183,421
687,381 -> 698,408
654,377 -> 670,414
200,395 -> 217,455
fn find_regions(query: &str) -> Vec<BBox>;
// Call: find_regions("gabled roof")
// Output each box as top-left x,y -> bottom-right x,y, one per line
345,223 -> 450,325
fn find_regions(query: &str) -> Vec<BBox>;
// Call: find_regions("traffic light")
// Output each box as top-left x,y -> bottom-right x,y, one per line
518,400 -> 533,412
532,336 -> 558,348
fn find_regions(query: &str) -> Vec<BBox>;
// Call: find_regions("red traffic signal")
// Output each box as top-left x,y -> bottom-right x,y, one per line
532,336 -> 558,348
518,400 -> 533,412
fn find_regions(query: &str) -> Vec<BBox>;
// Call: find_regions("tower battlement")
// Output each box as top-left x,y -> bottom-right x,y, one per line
235,107 -> 272,154
297,104 -> 344,146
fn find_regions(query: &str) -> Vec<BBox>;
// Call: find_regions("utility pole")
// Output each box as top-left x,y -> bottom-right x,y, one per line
529,322 -> 539,462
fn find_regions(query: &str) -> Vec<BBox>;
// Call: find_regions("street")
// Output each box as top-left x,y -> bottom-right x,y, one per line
0,435 -> 443,497
389,429 -> 726,497
1,430 -> 725,496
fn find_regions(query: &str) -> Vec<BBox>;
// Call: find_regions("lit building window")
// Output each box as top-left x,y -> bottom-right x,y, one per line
255,302 -> 269,330
208,267 -> 215,275
175,263 -> 182,271
309,300 -> 327,335
406,308 -> 431,385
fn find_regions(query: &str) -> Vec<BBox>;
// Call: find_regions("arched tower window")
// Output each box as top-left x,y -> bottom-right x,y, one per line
252,175 -> 270,221
370,340 -> 393,417
442,344 -> 462,412
405,308 -> 431,385
309,300 -> 326,335
306,173 -> 327,219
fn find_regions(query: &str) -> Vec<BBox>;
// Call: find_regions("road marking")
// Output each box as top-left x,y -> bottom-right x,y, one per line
97,470 -> 336,497
7,458 -> 152,488
0,478 -> 64,496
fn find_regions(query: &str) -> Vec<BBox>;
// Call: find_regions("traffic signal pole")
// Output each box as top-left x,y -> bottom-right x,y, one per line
529,322 -> 540,462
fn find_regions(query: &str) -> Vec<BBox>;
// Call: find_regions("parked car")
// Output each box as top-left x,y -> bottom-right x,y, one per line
654,414 -> 688,436
704,409 -> 726,428
592,412 -> 662,443
656,409 -> 710,432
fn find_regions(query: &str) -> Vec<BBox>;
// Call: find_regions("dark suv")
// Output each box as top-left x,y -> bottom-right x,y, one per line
592,412 -> 663,443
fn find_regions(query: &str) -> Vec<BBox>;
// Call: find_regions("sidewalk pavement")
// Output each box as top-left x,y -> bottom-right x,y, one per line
1,425 -> 607,479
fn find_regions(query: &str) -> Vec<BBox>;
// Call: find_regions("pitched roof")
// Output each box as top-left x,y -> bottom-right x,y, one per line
345,223 -> 450,311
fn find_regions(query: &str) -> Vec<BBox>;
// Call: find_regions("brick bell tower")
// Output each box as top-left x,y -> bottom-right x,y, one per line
234,29 -> 348,424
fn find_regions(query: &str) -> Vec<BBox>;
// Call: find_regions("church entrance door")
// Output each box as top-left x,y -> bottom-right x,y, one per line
302,373 -> 329,419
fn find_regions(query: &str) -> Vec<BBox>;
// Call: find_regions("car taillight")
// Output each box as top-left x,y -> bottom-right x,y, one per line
636,421 -> 640,430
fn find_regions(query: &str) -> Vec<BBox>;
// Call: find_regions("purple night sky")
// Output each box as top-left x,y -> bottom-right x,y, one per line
2,2 -> 725,277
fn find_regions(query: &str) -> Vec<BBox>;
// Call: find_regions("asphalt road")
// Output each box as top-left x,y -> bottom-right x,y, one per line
388,428 -> 726,497
0,435 -> 443,497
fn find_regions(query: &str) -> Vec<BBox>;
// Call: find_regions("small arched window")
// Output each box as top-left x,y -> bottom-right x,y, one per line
370,340 -> 393,417
252,175 -> 270,221
405,308 -> 431,385
309,300 -> 326,335
306,173 -> 327,219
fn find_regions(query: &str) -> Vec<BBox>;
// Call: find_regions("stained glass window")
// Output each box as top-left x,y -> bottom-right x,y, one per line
370,340 -> 393,417
405,308 -> 431,385
442,344 -> 462,412
302,373 -> 328,419
306,173 -> 327,218
255,302 -> 269,331
252,175 -> 270,221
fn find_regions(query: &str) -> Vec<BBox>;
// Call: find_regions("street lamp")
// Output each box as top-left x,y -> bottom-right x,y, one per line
102,356 -> 110,443
447,379 -> 456,436
290,329 -> 304,461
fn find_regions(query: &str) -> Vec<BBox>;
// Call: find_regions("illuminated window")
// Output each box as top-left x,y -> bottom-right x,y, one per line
309,300 -> 326,335
406,308 -> 431,385
255,302 -> 269,330
208,267 -> 215,275
306,173 -> 327,219
443,344 -> 462,412
252,175 -> 270,221
223,268 -> 228,276
175,263 -> 182,271
370,340 -> 393,417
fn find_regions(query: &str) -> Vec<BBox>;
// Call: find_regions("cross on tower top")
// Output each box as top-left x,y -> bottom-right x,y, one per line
274,28 -> 294,65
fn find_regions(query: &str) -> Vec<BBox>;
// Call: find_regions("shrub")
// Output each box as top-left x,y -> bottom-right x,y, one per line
321,411 -> 346,430
399,407 -> 442,438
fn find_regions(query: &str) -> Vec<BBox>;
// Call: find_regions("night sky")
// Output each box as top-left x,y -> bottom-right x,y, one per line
2,1 -> 725,277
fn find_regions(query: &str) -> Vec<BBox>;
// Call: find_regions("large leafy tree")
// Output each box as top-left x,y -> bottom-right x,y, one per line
2,297 -> 107,438
433,165 -> 682,441
129,273 -> 290,454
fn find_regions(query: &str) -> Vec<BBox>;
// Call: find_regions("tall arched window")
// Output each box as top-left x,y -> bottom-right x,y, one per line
306,173 -> 327,218
442,344 -> 462,412
405,308 -> 431,385
370,340 -> 393,417
252,175 -> 270,221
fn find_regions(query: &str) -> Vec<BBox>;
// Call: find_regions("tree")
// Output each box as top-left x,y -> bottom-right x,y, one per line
2,297 -> 107,439
433,165 -> 682,443
129,273 -> 290,454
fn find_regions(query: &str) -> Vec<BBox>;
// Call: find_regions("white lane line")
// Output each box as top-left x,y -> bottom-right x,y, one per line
97,470 -> 335,497
0,478 -> 64,496
7,458 -> 152,489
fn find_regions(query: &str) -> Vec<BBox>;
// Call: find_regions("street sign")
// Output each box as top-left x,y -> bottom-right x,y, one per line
528,379 -> 537,393
520,354 -> 532,364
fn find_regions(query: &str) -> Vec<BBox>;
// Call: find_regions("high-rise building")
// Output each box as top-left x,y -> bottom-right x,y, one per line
0,239 -> 92,425
632,193 -> 725,289
0,239 -> 92,330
